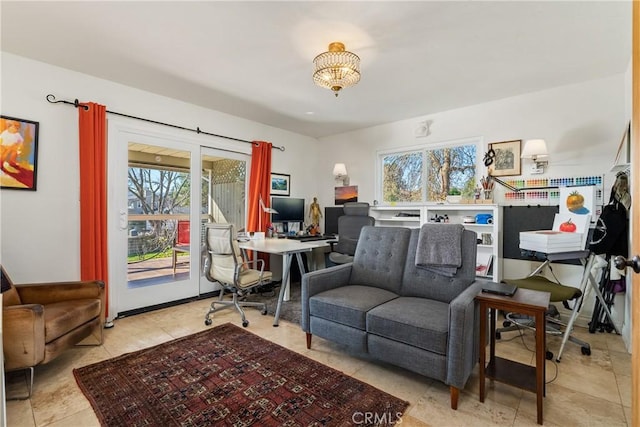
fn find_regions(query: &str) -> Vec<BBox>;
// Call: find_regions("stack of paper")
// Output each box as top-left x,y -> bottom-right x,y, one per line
519,213 -> 591,253
519,230 -> 583,253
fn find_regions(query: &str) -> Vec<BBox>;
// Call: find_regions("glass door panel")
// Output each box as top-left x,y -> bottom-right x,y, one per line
200,147 -> 249,294
114,139 -> 200,314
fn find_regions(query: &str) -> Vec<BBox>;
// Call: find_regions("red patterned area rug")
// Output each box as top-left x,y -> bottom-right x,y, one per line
74,323 -> 409,426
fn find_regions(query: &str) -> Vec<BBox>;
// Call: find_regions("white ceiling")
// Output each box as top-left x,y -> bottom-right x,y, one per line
1,1 -> 631,139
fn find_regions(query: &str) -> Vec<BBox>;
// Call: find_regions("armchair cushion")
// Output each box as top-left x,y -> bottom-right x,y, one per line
309,285 -> 397,330
44,299 -> 102,343
367,297 -> 449,354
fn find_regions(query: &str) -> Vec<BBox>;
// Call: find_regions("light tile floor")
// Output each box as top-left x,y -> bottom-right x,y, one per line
6,297 -> 632,426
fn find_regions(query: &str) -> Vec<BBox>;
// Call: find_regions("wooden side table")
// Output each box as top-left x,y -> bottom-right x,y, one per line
477,288 -> 550,425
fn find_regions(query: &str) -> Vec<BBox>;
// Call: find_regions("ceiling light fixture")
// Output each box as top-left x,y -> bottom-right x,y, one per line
313,42 -> 361,97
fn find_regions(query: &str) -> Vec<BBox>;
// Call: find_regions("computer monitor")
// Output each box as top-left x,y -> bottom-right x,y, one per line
271,197 -> 305,223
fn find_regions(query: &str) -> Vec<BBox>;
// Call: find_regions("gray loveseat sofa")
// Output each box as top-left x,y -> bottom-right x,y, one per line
301,225 -> 482,409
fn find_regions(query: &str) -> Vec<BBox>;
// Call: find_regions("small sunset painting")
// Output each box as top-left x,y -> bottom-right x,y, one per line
335,185 -> 358,205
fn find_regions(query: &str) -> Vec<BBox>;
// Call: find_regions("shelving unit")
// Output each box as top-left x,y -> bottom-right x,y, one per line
370,206 -> 422,228
371,204 -> 502,282
424,204 -> 502,283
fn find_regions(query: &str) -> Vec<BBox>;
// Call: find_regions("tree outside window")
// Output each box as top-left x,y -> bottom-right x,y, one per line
380,140 -> 477,203
382,151 -> 423,202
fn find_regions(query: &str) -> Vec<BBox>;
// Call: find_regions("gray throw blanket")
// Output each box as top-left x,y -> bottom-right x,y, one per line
415,223 -> 464,277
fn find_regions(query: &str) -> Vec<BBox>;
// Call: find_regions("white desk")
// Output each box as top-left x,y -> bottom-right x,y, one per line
238,238 -> 330,326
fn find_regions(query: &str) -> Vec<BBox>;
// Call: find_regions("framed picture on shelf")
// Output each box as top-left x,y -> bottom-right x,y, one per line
0,115 -> 39,191
488,140 -> 521,177
270,173 -> 290,196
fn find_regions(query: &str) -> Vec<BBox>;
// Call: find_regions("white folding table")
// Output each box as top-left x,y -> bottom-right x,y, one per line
238,238 -> 330,326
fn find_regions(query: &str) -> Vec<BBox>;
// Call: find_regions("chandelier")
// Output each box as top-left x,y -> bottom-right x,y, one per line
313,42 -> 361,97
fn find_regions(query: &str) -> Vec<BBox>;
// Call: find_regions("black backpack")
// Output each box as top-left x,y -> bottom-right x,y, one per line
589,191 -> 628,257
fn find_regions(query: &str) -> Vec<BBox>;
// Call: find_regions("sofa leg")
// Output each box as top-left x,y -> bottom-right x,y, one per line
450,386 -> 459,410
306,333 -> 312,349
6,367 -> 34,400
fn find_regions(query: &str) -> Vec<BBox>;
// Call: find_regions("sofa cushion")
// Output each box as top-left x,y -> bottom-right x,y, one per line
309,285 -> 398,330
400,228 -> 477,303
367,297 -> 449,355
44,299 -> 102,343
350,226 -> 411,294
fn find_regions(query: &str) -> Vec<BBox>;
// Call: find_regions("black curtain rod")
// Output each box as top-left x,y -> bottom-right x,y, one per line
45,94 -> 285,151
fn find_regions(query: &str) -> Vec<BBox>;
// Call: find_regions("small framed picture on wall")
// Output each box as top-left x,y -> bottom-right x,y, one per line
335,185 -> 358,205
487,140 -> 521,177
270,173 -> 290,196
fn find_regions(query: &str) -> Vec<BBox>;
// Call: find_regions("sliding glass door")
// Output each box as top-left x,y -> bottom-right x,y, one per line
108,123 -> 250,320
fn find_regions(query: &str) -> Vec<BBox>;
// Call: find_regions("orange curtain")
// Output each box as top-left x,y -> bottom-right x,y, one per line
79,103 -> 109,317
248,141 -> 273,232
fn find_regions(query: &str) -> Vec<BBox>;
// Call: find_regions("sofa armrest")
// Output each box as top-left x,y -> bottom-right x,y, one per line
446,280 -> 483,389
3,304 -> 46,370
16,280 -> 105,305
301,263 -> 353,332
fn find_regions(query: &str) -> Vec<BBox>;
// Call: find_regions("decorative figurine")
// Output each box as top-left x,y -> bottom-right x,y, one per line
309,197 -> 322,227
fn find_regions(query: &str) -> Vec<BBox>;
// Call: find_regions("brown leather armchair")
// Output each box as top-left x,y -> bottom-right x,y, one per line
1,266 -> 105,398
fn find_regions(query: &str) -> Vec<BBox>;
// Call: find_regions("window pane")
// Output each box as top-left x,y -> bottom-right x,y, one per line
127,145 -> 191,286
382,152 -> 423,203
427,144 -> 477,201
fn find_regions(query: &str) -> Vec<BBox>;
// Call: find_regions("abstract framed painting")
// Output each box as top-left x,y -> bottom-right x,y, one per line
0,115 -> 39,190
270,173 -> 290,196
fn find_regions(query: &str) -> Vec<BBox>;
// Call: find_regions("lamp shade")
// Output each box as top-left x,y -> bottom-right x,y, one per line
333,163 -> 348,178
521,139 -> 549,159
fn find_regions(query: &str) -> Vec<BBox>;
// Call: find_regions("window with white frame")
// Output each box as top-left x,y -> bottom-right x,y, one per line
378,138 -> 479,204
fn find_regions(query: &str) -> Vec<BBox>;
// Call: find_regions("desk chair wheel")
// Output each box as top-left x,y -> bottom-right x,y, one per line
204,318 -> 213,326
261,308 -> 268,315
581,346 -> 591,356
546,351 -> 554,360
242,320 -> 249,327
495,331 -> 502,340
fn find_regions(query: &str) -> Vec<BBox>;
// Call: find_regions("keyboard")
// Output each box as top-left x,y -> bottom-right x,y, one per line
286,235 -> 330,242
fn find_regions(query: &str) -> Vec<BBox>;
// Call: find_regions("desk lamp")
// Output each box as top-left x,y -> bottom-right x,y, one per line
259,195 -> 278,235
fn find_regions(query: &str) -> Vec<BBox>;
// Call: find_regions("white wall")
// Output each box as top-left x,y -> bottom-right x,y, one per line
0,53 -> 319,283
317,74 -> 626,208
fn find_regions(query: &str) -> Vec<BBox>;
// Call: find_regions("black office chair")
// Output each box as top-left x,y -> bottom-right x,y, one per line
327,202 -> 375,265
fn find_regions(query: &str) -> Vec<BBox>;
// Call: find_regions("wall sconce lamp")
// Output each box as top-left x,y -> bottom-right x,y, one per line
333,163 -> 349,186
521,139 -> 549,174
